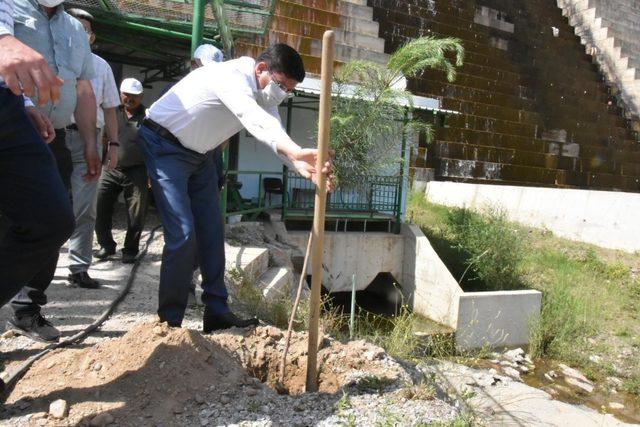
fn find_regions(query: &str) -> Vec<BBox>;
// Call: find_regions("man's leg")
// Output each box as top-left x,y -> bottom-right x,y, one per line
121,165 -> 149,262
189,150 -> 258,332
0,89 -> 75,340
138,125 -> 199,326
188,151 -> 228,314
67,128 -> 102,286
95,169 -> 123,258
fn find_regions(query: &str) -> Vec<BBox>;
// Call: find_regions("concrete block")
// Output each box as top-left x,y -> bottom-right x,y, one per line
257,267 -> 294,300
225,244 -> 269,282
288,231 -> 405,292
338,0 -> 373,20
310,40 -> 390,65
340,16 -> 380,37
333,29 -> 385,52
456,290 -> 542,350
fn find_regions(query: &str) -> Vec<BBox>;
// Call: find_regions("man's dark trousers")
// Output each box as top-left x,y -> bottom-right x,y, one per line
95,166 -> 149,257
0,88 -> 75,311
138,124 -> 228,326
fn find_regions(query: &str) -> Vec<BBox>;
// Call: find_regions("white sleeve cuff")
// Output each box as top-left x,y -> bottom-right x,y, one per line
23,95 -> 34,108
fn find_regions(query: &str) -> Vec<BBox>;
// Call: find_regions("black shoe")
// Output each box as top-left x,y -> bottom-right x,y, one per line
7,313 -> 61,343
203,310 -> 259,333
122,252 -> 137,264
95,246 -> 116,260
68,272 -> 100,289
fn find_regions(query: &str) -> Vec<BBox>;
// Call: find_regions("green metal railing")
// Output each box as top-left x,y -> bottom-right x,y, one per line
222,170 -> 403,222
223,170 -> 285,219
284,173 -> 402,218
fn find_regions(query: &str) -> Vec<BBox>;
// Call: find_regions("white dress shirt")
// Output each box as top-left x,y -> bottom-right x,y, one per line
147,57 -> 293,158
71,53 -> 120,128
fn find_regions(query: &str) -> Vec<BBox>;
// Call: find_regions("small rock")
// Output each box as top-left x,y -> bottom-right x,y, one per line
518,365 -> 530,373
219,396 -> 231,405
606,377 -> 623,388
152,325 -> 166,337
589,355 -> 602,364
46,361 -> 56,369
49,399 -> 68,419
544,373 -> 556,382
194,394 -> 205,404
159,362 -> 165,369
503,367 -> 521,381
89,412 -> 115,427
246,388 -> 259,396
172,405 -> 183,414
608,402 -> 625,410
93,363 -> 102,372
499,360 -> 518,369
1,330 -> 16,339
565,376 -> 594,393
558,364 -> 590,384
503,348 -> 525,364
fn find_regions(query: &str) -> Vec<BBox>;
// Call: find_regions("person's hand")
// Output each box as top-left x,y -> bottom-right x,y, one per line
83,146 -> 102,182
105,145 -> 118,171
25,106 -> 55,143
0,35 -> 63,105
291,148 -> 335,192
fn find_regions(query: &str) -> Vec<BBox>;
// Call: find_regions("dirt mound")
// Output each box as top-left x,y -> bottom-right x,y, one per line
4,323 -> 407,426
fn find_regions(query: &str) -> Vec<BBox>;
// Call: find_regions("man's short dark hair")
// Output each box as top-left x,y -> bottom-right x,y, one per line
67,8 -> 94,24
257,43 -> 306,83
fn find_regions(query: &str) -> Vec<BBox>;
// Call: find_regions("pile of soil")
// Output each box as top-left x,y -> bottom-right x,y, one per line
4,322 -> 406,426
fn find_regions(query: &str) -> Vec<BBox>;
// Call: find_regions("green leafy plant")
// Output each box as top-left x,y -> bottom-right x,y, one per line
329,37 -> 464,189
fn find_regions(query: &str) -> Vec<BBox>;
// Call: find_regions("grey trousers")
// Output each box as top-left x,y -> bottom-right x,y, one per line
66,127 -> 103,274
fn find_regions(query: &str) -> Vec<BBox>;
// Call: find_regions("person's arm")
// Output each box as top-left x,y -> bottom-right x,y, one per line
102,106 -> 118,170
216,86 -> 333,189
0,0 -> 62,103
75,79 -> 101,181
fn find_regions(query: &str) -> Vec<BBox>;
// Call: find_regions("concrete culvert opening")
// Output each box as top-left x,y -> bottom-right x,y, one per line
320,272 -> 404,316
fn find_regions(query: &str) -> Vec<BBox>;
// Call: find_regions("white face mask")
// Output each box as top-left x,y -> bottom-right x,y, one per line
256,80 -> 288,107
37,0 -> 64,7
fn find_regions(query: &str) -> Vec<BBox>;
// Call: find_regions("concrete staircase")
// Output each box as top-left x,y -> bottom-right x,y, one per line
235,0 -> 389,75
224,224 -> 297,302
369,0 -> 640,192
557,0 -> 640,120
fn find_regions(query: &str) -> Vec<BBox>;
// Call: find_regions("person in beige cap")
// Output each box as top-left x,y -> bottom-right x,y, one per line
94,78 -> 149,264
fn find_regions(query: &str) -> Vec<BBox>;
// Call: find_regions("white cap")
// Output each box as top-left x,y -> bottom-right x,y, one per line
120,78 -> 143,95
193,44 -> 224,65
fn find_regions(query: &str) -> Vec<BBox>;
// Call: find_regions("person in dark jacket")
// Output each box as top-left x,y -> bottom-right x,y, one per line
94,78 -> 149,264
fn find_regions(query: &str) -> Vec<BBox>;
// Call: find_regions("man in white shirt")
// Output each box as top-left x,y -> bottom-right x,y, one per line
140,43 -> 332,332
65,8 -> 120,289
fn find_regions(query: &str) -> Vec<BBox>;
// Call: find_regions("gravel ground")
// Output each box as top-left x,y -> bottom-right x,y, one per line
0,209 -> 463,426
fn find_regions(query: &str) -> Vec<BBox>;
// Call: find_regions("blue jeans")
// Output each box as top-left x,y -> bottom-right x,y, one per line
0,88 -> 75,313
138,124 -> 228,325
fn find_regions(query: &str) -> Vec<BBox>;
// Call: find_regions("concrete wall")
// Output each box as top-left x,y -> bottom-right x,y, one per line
425,181 -> 640,252
287,231 -> 405,293
401,224 -> 461,328
456,290 -> 542,350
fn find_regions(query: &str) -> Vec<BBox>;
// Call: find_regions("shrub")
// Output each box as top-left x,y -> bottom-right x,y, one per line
446,206 -> 524,291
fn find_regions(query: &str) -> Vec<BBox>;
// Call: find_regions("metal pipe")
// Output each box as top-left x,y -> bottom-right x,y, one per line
96,17 -> 216,44
210,0 -> 235,58
191,0 -> 205,56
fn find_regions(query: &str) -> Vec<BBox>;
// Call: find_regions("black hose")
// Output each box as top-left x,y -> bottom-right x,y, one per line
1,224 -> 162,395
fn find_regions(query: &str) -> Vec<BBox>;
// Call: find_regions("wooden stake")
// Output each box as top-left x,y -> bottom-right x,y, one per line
305,30 -> 334,392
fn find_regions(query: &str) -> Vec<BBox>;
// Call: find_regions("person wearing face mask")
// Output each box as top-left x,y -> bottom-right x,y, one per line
139,43 -> 334,332
64,8 -> 120,289
94,78 -> 149,264
7,0 -> 100,343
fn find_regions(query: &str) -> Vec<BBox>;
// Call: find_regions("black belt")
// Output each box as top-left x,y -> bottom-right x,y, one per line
142,118 -> 181,145
66,123 -> 78,131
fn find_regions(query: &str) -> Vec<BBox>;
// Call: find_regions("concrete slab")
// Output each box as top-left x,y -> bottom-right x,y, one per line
425,181 -> 640,252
